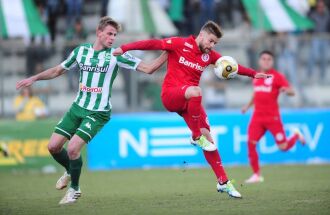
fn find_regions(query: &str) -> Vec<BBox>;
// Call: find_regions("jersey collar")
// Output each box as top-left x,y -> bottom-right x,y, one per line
189,35 -> 203,54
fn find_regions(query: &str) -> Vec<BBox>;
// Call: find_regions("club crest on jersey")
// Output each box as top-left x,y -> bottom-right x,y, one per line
90,58 -> 99,64
264,76 -> 273,85
201,53 -> 209,62
105,53 -> 112,61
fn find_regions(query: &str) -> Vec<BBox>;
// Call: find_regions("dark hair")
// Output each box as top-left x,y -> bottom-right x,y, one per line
98,16 -> 121,31
201,21 -> 223,38
259,50 -> 274,58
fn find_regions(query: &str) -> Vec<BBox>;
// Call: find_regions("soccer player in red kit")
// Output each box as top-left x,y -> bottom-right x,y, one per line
241,50 -> 306,183
114,21 -> 268,198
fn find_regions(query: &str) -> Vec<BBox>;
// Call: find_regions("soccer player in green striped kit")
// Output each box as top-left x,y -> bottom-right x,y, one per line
16,16 -> 167,205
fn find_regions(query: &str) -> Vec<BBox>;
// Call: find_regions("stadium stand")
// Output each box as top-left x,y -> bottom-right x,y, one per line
0,0 -> 329,117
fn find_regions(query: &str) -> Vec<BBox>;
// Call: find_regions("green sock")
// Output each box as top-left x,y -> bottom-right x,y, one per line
51,148 -> 70,172
69,156 -> 83,191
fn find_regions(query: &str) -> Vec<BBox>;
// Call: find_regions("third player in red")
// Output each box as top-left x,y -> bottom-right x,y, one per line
242,50 -> 306,183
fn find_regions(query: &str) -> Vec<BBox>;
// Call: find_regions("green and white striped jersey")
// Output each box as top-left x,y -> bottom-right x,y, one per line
61,43 -> 141,112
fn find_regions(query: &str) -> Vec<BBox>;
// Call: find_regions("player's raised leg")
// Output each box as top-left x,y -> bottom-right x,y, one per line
200,128 -> 241,198
48,133 -> 71,190
185,86 -> 216,151
59,134 -> 85,205
269,122 -> 305,152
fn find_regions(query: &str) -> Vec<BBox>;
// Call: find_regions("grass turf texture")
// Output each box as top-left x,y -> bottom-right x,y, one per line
1,165 -> 329,215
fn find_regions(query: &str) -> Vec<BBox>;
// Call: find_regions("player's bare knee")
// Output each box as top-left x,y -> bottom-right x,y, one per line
278,142 -> 288,151
248,140 -> 257,145
192,86 -> 202,97
189,86 -> 202,97
47,142 -> 62,154
67,144 -> 81,159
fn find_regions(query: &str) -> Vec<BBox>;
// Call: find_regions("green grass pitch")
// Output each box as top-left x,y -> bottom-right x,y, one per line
1,165 -> 329,215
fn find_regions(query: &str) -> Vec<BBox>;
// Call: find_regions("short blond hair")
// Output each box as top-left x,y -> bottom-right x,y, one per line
98,16 -> 121,31
201,21 -> 223,38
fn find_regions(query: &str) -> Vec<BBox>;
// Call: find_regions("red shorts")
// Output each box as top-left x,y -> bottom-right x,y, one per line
161,86 -> 210,131
248,115 -> 287,144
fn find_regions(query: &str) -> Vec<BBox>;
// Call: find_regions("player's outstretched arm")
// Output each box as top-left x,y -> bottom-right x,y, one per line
238,65 -> 270,79
137,51 -> 168,74
113,39 -> 167,56
241,95 -> 254,114
16,65 -> 66,90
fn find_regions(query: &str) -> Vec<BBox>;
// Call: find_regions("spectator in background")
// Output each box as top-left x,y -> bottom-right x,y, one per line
308,0 -> 330,83
26,37 -> 50,77
46,0 -> 60,44
62,18 -> 87,91
275,32 -> 305,106
100,0 -> 109,17
168,0 -> 185,34
183,0 -> 201,35
13,87 -> 48,121
34,0 -> 52,46
200,0 -> 215,26
66,0 -> 83,27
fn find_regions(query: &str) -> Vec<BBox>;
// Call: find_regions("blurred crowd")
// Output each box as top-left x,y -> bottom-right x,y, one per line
3,0 -> 330,118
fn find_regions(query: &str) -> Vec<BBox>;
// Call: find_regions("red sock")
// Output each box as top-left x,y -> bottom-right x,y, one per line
187,96 -> 202,139
203,150 -> 228,183
282,134 -> 299,151
248,141 -> 260,175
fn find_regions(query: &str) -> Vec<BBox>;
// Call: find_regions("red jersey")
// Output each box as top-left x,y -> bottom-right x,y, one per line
121,35 -> 256,90
252,69 -> 290,116
157,36 -> 220,88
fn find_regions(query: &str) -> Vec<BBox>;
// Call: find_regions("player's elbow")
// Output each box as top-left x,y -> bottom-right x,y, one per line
54,65 -> 65,77
140,67 -> 154,75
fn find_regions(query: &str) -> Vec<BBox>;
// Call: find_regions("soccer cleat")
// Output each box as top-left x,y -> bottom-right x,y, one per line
0,143 -> 9,157
190,135 -> 217,151
245,173 -> 264,184
59,187 -> 80,205
294,128 -> 306,145
74,188 -> 82,198
56,171 -> 71,190
217,180 -> 242,198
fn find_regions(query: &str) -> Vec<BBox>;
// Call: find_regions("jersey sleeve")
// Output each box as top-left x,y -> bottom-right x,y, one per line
238,64 -> 257,78
210,51 -> 221,64
60,46 -> 80,70
160,37 -> 181,51
116,52 -> 142,70
120,37 -> 181,52
277,73 -> 290,88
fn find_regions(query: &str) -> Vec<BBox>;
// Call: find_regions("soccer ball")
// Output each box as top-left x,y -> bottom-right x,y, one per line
214,56 -> 238,79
